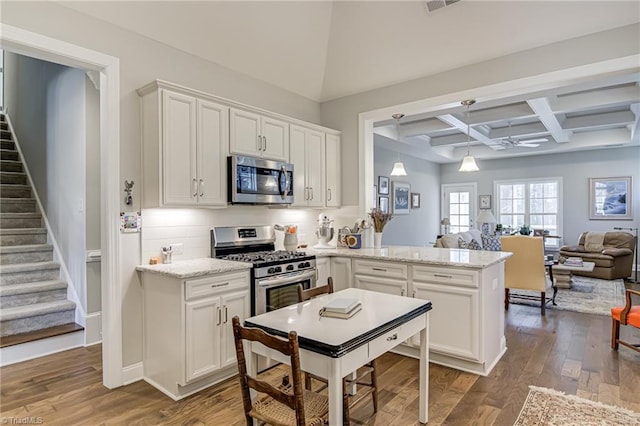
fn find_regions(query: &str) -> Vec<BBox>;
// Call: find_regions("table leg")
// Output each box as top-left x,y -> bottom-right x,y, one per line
548,264 -> 558,306
328,360 -> 342,426
419,314 -> 429,424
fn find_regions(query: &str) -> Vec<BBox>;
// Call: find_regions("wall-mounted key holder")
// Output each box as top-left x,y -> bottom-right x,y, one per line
124,180 -> 134,205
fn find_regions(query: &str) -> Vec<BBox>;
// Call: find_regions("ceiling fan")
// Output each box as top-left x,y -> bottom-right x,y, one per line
497,122 -> 548,149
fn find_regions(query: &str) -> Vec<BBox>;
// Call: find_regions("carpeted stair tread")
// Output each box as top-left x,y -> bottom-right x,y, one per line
0,261 -> 60,274
0,228 -> 47,235
0,300 -> 76,322
0,244 -> 53,254
0,280 -> 67,296
0,212 -> 41,219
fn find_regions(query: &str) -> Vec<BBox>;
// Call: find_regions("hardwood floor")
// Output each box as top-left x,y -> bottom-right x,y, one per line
1,304 -> 639,425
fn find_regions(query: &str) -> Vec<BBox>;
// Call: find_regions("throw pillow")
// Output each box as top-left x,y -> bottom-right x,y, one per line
481,234 -> 502,251
459,237 -> 482,250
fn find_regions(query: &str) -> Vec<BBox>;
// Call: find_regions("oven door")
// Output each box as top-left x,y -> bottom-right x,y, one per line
229,155 -> 293,204
255,269 -> 316,315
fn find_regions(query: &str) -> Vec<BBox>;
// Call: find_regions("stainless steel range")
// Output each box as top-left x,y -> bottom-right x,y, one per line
211,226 -> 316,316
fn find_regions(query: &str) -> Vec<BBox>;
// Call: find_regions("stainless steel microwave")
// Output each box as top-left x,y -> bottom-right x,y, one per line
228,155 -> 294,205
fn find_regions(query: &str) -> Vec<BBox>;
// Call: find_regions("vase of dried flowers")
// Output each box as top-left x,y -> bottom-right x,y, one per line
369,208 -> 393,249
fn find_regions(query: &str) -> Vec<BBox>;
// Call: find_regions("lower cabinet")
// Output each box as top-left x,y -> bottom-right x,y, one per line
354,274 -> 407,296
140,269 -> 250,400
330,257 -> 352,291
353,259 -> 408,296
315,257 -> 331,287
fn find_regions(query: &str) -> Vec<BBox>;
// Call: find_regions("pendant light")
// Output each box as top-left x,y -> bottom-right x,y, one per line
458,99 -> 479,172
390,113 -> 408,176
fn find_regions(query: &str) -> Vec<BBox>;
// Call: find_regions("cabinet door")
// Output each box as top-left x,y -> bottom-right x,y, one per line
185,297 -> 222,382
325,134 -> 341,207
289,125 -> 308,207
220,290 -> 250,368
330,257 -> 352,291
316,257 -> 331,287
230,108 -> 261,157
162,90 -> 197,205
261,117 -> 289,161
197,99 -> 228,206
355,274 -> 407,296
412,281 -> 480,361
306,130 -> 325,207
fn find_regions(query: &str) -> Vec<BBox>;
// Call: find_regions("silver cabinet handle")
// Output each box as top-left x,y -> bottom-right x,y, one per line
386,333 -> 398,341
210,282 -> 229,288
263,136 -> 267,151
401,288 -> 405,296
305,187 -> 309,200
372,268 -> 387,272
257,135 -> 262,151
224,306 -> 228,324
412,290 -> 416,298
216,307 -> 222,326
199,179 -> 204,197
434,274 -> 453,279
310,187 -> 313,200
327,188 -> 332,201
192,178 -> 198,197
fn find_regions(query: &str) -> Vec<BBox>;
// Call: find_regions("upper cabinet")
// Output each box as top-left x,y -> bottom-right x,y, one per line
140,84 -> 227,208
290,125 -> 325,208
230,108 -> 289,162
325,133 -> 341,207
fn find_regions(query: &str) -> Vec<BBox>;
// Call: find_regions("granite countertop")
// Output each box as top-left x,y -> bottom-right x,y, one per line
136,258 -> 252,279
307,246 -> 512,268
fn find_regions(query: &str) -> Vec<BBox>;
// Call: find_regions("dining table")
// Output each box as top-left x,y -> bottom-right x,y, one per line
243,287 -> 433,425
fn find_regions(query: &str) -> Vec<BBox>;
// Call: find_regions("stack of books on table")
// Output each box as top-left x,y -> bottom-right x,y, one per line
320,298 -> 362,319
563,257 -> 584,267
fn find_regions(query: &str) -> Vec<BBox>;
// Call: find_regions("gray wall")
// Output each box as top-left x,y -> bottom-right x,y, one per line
374,142 -> 440,246
440,147 -> 640,247
320,23 -> 640,207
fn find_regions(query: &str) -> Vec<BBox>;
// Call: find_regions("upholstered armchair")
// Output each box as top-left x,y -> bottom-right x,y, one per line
502,235 -> 552,315
560,231 -> 634,280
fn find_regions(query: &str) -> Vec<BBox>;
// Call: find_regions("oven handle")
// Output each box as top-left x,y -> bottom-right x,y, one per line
257,270 -> 316,288
278,165 -> 291,200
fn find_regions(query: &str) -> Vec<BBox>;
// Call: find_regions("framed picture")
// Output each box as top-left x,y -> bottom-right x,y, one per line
373,185 -> 378,209
378,196 -> 389,213
479,194 -> 491,209
392,182 -> 410,215
378,176 -> 389,195
589,176 -> 632,220
411,193 -> 421,209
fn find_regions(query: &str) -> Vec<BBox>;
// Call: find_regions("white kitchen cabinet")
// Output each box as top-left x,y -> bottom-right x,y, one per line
140,269 -> 250,400
353,259 -> 408,296
325,133 -> 341,207
315,257 -> 331,287
139,84 -> 228,207
290,125 -> 325,207
230,108 -> 289,162
329,257 -> 352,291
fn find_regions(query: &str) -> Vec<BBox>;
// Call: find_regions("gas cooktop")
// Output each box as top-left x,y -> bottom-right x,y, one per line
219,250 -> 310,264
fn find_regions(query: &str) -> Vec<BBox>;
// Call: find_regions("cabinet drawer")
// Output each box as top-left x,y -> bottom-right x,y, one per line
412,265 -> 478,288
368,315 -> 425,358
185,271 -> 249,301
353,260 -> 407,279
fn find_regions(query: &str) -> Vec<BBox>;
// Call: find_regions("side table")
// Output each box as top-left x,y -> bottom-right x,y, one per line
552,262 -> 596,288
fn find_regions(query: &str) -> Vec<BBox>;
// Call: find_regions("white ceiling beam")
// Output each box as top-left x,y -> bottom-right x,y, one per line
464,103 -> 535,125
397,118 -> 451,137
527,97 -> 571,143
630,103 -> 640,143
553,84 -> 640,112
563,110 -> 635,130
488,122 -> 549,139
437,113 -> 503,150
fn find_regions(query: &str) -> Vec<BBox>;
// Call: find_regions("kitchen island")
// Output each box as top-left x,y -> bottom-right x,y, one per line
308,246 -> 512,376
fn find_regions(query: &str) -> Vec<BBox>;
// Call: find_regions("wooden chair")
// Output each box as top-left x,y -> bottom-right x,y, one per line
502,235 -> 552,315
297,278 -> 378,425
611,289 -> 640,353
232,316 -> 328,426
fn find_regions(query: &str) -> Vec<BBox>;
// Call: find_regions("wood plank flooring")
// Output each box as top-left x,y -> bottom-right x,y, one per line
1,304 -> 639,425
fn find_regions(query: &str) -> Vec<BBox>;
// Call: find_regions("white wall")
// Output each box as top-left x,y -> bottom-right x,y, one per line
440,147 -> 640,247
374,142 -> 440,246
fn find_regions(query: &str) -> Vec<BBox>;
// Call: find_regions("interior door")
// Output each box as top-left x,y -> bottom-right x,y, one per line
441,183 -> 477,234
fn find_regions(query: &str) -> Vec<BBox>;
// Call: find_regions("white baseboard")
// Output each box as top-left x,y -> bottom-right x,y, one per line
85,312 -> 102,345
0,330 -> 84,366
122,362 -> 144,385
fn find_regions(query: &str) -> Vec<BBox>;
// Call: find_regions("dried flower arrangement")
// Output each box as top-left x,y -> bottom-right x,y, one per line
369,208 -> 393,232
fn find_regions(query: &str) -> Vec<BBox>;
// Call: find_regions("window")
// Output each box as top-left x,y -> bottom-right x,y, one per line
496,178 -> 562,249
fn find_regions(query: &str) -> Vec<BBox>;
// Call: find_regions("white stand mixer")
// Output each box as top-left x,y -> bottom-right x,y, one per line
313,213 -> 335,249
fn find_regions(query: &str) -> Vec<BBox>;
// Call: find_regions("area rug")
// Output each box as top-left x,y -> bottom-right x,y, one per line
514,386 -> 640,425
514,276 -> 625,316
553,276 -> 626,316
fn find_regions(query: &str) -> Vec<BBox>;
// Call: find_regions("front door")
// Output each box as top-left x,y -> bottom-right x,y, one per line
441,183 -> 477,234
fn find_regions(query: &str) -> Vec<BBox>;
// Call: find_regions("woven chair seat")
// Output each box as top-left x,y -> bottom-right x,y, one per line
250,389 -> 328,426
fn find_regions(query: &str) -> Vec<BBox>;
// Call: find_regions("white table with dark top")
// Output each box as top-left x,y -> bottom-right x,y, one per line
244,288 -> 433,425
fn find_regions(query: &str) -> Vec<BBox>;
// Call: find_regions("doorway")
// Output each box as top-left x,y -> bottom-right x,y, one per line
441,183 -> 477,234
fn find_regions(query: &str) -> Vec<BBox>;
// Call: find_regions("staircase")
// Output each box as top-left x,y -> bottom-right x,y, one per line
0,114 -> 80,347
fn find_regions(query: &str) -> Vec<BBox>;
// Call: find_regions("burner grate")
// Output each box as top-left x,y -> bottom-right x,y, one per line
220,250 -> 308,264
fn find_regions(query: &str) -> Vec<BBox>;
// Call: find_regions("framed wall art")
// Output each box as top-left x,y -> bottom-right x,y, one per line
589,176 -> 632,220
378,196 -> 389,213
378,176 -> 389,195
392,182 -> 410,215
479,194 -> 491,209
411,193 -> 421,209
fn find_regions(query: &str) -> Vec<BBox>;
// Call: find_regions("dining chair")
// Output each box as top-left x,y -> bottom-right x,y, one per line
232,316 -> 328,426
297,278 -> 379,425
611,289 -> 640,353
501,235 -> 552,315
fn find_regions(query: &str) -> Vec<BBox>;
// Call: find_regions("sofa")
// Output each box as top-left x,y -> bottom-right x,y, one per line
559,231 -> 634,280
435,229 -> 502,251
